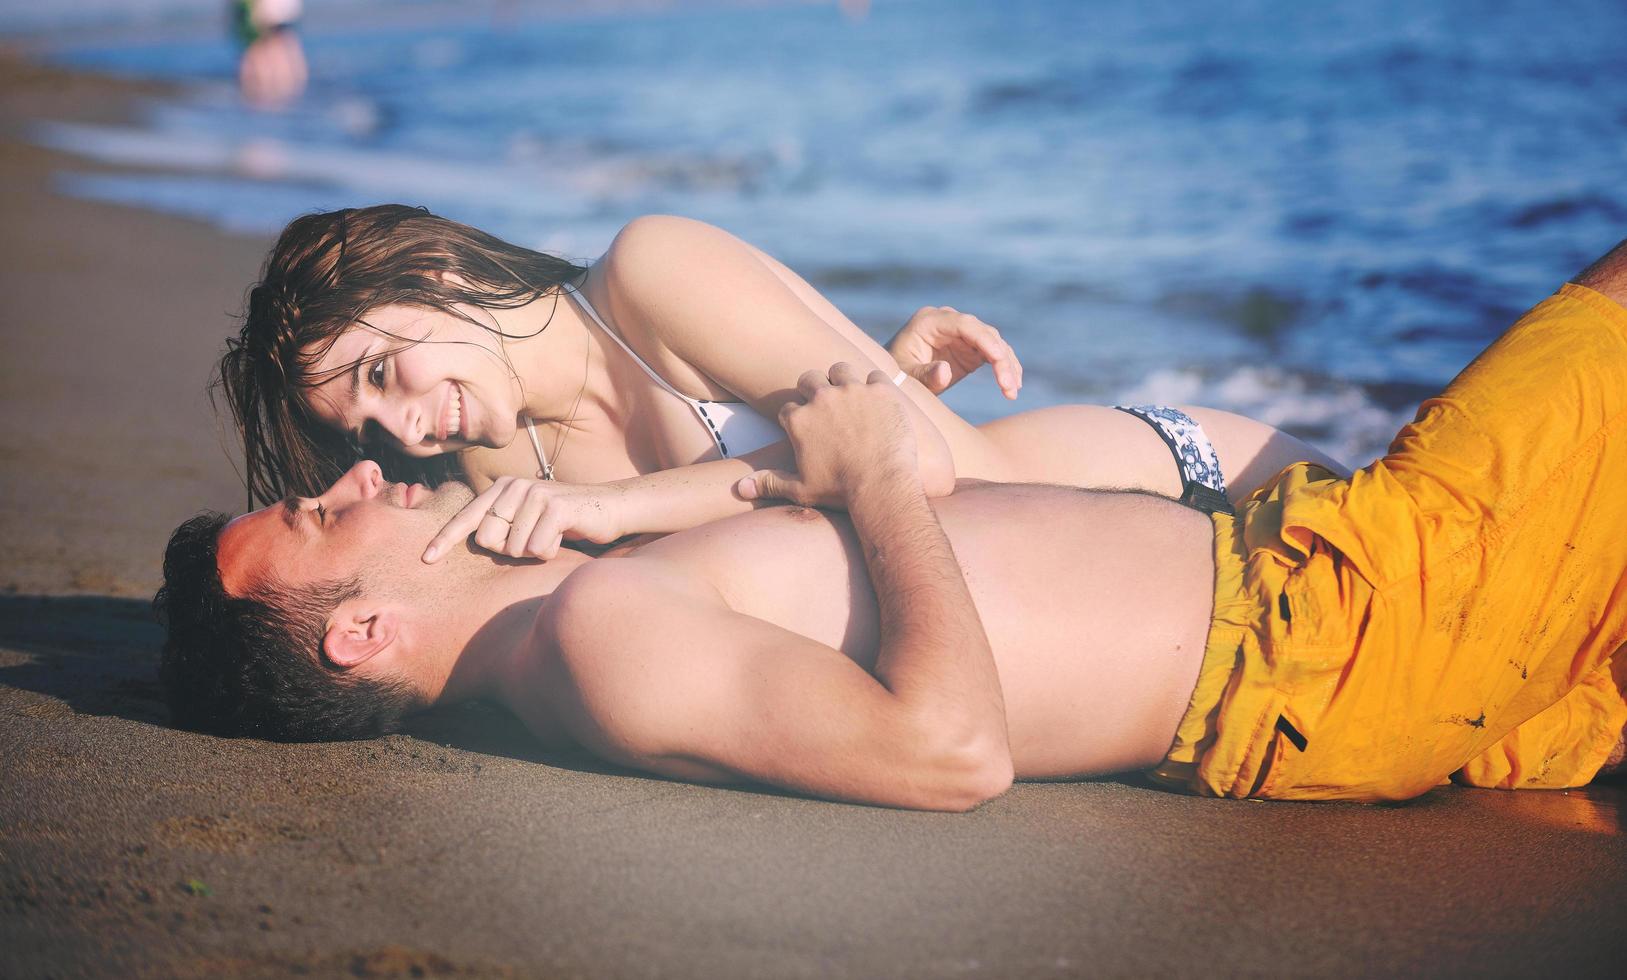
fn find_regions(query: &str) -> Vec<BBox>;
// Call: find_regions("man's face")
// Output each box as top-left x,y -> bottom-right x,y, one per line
218,461 -> 474,597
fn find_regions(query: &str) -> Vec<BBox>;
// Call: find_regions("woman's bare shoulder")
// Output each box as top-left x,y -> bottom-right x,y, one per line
607,214 -> 726,251
596,215 -> 773,345
600,215 -> 750,296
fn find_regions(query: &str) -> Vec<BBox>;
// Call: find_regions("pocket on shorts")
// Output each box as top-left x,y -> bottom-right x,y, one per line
1257,555 -> 1370,785
1273,547 -> 1369,652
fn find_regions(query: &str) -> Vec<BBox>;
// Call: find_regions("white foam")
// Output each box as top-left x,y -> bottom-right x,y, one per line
32,119 -> 592,213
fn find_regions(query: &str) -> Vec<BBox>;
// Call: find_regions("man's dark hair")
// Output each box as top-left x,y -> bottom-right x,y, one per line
154,512 -> 425,740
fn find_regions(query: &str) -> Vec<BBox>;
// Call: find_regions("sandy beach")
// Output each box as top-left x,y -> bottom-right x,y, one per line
0,52 -> 259,597
2,45 -> 1625,979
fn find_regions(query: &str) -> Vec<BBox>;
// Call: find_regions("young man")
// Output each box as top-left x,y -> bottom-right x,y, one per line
159,246 -> 1627,810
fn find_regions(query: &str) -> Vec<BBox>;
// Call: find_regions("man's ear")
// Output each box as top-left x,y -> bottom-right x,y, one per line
322,601 -> 401,669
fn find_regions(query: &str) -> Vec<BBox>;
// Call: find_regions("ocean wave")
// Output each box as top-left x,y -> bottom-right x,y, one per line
1505,193 -> 1627,231
31,116 -> 793,218
1153,285 -> 1307,340
30,0 -> 1626,432
809,263 -> 966,290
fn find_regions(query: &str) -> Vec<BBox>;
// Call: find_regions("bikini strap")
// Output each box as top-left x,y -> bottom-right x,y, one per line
570,288 -> 906,396
567,289 -> 701,406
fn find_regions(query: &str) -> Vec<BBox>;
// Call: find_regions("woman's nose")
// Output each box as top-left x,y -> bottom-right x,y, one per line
373,404 -> 423,448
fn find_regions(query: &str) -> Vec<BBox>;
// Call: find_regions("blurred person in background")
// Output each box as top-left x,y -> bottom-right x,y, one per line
220,205 -> 1345,562
234,0 -> 306,108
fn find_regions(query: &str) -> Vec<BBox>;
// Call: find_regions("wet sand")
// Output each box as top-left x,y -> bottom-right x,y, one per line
2,50 -> 1624,979
0,52 -> 258,596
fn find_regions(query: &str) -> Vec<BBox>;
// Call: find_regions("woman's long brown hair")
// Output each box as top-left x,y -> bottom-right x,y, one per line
218,204 -> 588,505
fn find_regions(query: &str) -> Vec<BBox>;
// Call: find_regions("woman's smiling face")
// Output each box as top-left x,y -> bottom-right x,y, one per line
302,304 -> 525,458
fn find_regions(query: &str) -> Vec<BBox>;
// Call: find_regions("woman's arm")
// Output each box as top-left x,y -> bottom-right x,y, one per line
425,216 -> 1017,563
600,216 -> 1014,477
425,402 -> 955,563
429,441 -> 794,562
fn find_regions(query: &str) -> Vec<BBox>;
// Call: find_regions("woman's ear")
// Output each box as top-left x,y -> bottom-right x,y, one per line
322,602 -> 400,668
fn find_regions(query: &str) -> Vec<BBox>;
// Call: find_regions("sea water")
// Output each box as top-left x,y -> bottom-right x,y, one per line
22,0 -> 1627,463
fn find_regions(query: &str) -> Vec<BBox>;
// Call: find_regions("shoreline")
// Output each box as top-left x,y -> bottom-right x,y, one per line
0,50 -> 267,597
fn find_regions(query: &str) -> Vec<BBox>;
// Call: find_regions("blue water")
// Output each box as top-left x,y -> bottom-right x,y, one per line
32,0 -> 1627,463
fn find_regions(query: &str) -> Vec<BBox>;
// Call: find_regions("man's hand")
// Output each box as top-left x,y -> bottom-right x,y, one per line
887,306 -> 1023,399
735,362 -> 952,507
422,477 -> 625,563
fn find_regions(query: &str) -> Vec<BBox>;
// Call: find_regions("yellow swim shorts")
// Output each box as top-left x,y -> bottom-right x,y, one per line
1152,283 -> 1627,801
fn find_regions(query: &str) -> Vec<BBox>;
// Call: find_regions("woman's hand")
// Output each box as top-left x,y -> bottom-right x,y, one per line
422,477 -> 626,562
886,306 -> 1023,399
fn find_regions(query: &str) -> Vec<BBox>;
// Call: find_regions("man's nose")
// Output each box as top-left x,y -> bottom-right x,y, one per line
323,461 -> 384,505
350,460 -> 384,498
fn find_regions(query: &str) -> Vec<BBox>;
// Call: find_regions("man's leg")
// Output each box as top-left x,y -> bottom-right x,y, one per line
1202,246 -> 1627,800
1156,244 -> 1627,801
1260,267 -> 1627,799
1455,656 -> 1627,789
1490,245 -> 1627,790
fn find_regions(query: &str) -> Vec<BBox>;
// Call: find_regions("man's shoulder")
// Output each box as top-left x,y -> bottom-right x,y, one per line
533,556 -> 743,768
540,556 -> 721,656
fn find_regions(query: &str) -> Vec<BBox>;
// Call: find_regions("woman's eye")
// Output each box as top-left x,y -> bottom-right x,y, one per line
369,358 -> 387,390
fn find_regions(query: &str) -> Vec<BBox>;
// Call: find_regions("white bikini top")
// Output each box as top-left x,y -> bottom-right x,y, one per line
524,289 -> 903,479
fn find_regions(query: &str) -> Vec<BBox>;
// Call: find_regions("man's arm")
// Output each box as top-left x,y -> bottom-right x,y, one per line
820,421 -> 1011,769
541,364 -> 1013,810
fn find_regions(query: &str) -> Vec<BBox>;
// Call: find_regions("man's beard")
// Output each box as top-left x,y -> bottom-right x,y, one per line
420,480 -> 477,522
363,480 -> 485,606
409,480 -> 480,564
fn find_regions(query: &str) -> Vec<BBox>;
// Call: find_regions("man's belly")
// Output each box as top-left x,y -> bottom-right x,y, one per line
634,483 -> 1217,778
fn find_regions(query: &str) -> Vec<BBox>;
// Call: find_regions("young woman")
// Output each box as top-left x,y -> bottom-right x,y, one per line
221,205 -> 1345,561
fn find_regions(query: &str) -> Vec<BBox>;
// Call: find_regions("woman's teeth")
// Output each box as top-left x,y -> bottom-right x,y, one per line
445,385 -> 463,439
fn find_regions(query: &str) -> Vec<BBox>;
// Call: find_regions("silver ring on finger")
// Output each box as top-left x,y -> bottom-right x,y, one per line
486,512 -> 515,525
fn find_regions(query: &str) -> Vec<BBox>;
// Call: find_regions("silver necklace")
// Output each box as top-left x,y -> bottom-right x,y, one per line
524,323 -> 591,481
